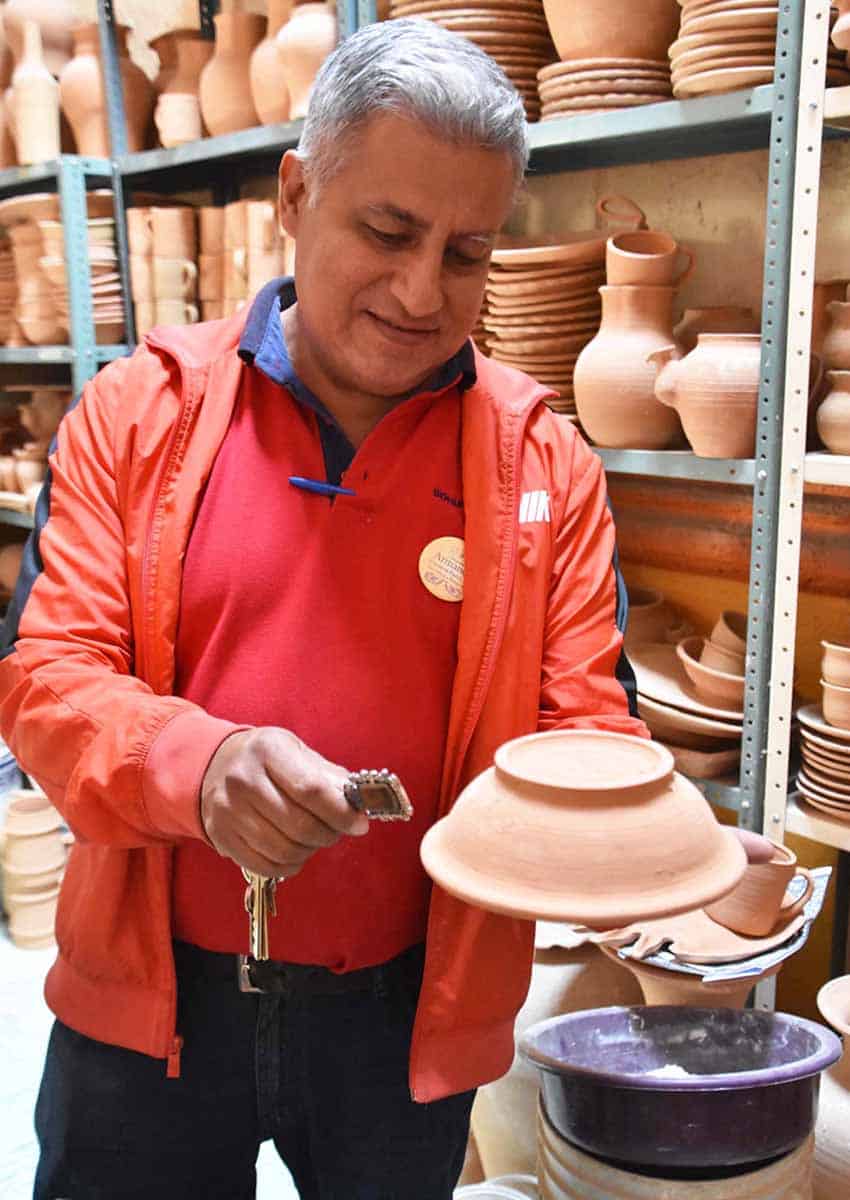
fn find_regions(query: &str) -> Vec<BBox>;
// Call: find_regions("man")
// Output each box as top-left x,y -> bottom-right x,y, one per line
0,18 -> 737,1200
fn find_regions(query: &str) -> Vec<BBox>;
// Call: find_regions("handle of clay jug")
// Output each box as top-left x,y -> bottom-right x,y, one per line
596,194 -> 647,231
779,868 -> 814,920
808,351 -> 825,401
674,246 -> 696,285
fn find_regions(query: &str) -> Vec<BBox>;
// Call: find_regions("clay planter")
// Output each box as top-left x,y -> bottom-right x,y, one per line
573,285 -> 684,450
10,21 -> 59,167
250,0 -> 294,125
815,975 -> 850,1200
673,305 -> 760,353
822,641 -> 850,689
59,24 -> 154,156
199,10 -> 265,137
541,0 -> 679,64
606,230 -> 694,287
4,0 -> 73,76
276,2 -> 338,120
822,679 -> 850,731
817,369 -> 850,454
676,635 -> 745,708
649,332 -> 761,458
822,300 -> 850,370
704,838 -> 814,938
419,729 -> 747,927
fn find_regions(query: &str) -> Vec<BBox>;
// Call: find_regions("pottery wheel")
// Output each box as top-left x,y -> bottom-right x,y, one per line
594,904 -> 807,965
629,642 -> 744,722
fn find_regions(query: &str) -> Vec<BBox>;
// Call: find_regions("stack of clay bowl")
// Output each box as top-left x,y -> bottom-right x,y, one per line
388,3 -> 557,122
794,643 -> 850,820
537,0 -> 677,120
128,205 -> 198,338
629,609 -> 747,780
1,787 -> 66,949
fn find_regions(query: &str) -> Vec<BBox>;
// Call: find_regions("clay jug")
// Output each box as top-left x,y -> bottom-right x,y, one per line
276,2 -> 338,120
673,306 -> 760,354
153,33 -> 213,148
812,281 -> 849,356
10,21 -> 59,166
816,369 -> 850,454
573,285 -> 684,450
821,299 -> 850,370
649,333 -> 761,459
250,0 -> 294,125
4,0 -> 73,76
815,977 -> 850,1200
199,5 -> 265,137
59,24 -> 154,156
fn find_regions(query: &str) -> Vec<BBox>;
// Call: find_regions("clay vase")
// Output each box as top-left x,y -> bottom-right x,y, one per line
816,370 -> 850,454
153,33 -> 214,148
250,0 -> 294,125
59,24 -> 154,156
649,333 -> 762,459
198,8 -> 265,137
150,33 -> 179,95
4,0 -> 73,76
276,2 -> 338,120
821,300 -> 850,370
0,10 -> 17,168
673,306 -> 760,354
815,976 -> 850,1200
573,285 -> 684,450
812,281 -> 849,356
540,0 -> 679,65
10,21 -> 59,167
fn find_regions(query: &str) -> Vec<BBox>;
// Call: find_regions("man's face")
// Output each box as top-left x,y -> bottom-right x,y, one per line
278,112 -> 517,398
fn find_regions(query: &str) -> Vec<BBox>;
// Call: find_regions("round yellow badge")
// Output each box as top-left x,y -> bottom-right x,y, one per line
418,536 -> 465,602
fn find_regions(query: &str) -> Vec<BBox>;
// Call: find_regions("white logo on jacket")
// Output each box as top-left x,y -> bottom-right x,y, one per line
519,490 -> 550,524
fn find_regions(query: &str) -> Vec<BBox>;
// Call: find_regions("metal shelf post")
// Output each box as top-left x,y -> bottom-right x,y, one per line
57,158 -> 98,396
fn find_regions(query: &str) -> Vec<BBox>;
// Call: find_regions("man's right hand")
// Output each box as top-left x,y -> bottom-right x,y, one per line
199,727 -> 369,877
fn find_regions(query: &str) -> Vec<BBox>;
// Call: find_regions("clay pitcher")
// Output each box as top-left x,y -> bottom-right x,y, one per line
276,2 -> 338,120
649,333 -> 762,459
821,299 -> 850,370
816,369 -> 850,454
815,976 -> 850,1200
4,0 -> 73,76
198,5 -> 265,137
59,24 -> 154,156
573,285 -> 684,450
250,0 -> 294,125
9,21 -> 59,166
673,306 -> 760,354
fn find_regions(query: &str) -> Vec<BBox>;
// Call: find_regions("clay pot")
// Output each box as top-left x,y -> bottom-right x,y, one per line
623,586 -> 691,650
673,305 -> 760,353
649,333 -> 761,458
154,300 -> 199,325
699,638 -> 745,676
540,0 -> 679,65
676,635 -> 744,709
154,93 -> 203,149
198,254 -> 224,301
198,9 -> 265,137
704,838 -> 814,938
250,0 -> 294,125
815,976 -> 850,1200
4,0 -> 73,76
817,369 -> 850,454
822,641 -> 850,689
606,231 -> 694,287
59,24 -> 154,156
822,300 -> 850,370
10,21 -> 59,166
276,2 -> 338,120
812,280 -> 850,356
419,729 -> 747,927
711,610 -> 747,655
153,32 -> 213,149
822,679 -> 850,731
573,285 -> 684,450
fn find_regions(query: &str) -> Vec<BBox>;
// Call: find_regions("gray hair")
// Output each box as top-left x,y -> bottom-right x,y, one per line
296,19 -> 529,198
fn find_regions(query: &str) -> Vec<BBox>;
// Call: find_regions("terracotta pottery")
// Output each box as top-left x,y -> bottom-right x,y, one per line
198,254 -> 224,301
816,369 -> 850,454
419,729 -> 747,927
540,0 -> 679,64
822,641 -> 850,689
22,390 -> 67,443
623,586 -> 691,649
822,300 -> 850,370
7,881 -> 58,945
704,839 -> 814,938
673,305 -> 760,352
200,206 -> 225,254
152,258 -> 198,301
153,32 -> 213,148
630,641 -> 743,722
822,679 -> 850,731
199,8 -> 265,137
150,33 -> 178,95
0,14 -> 17,169
59,24 -> 154,156
711,609 -> 747,654
699,637 -> 745,675
2,855 -> 64,894
649,333 -> 761,458
812,280 -> 850,356
126,207 -> 154,258
13,450 -> 47,491
4,0 -> 73,76
676,635 -> 745,708
598,903 -> 807,965
662,740 -> 740,779
10,21 -> 59,166
150,207 -> 197,259
606,231 -> 694,286
251,0 -> 294,125
637,694 -> 741,748
573,285 -> 684,450
154,300 -> 199,326
832,0 -> 850,50
815,975 -> 850,1199
599,946 -> 768,1008
276,2 -> 338,120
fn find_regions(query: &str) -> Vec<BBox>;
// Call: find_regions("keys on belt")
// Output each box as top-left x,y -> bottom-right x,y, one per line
238,769 -> 412,993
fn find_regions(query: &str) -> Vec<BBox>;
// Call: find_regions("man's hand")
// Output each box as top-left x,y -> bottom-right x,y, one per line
200,727 -> 369,877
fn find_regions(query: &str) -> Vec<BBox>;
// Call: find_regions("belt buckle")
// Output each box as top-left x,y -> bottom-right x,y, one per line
237,954 -> 266,993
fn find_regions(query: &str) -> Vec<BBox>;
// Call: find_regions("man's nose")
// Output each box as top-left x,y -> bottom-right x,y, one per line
389,249 -> 443,319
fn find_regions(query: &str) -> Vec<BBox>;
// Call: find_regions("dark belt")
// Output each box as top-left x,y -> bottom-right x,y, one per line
173,939 -> 425,997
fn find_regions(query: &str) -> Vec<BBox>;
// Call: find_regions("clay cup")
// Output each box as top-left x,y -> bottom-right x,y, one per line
822,679 -> 850,730
154,300 -> 199,326
705,840 -> 814,937
150,206 -> 197,259
606,230 -> 695,287
152,257 -> 198,300
822,641 -> 850,689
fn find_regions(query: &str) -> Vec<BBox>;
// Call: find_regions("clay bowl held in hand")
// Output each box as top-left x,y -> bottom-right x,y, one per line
822,679 -> 850,731
676,635 -> 745,708
822,640 -> 850,688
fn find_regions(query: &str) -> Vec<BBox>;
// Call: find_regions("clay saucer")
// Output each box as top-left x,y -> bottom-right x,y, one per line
817,975 -> 850,1036
486,330 -> 589,350
491,237 -> 608,269
487,325 -> 599,347
484,310 -> 599,329
486,291 -> 601,311
671,50 -> 775,76
630,642 -> 744,722
597,903 -> 807,965
680,10 -> 778,36
429,12 -> 550,31
799,762 -> 850,795
538,57 -> 669,81
800,734 -> 850,765
670,38 -> 775,68
681,0 -> 778,13
486,304 -> 601,324
797,768 -> 850,804
797,703 -> 850,744
487,271 -> 604,297
797,792 -> 850,822
673,64 -> 774,95
489,354 -> 581,370
800,748 -> 850,781
537,65 -> 670,84
539,79 -> 672,98
489,257 -> 606,278
540,94 -> 670,112
447,29 -> 555,48
637,693 -> 742,745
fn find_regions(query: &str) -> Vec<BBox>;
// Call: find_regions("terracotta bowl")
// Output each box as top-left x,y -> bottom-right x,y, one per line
817,974 -> 850,1037
676,636 -> 745,708
710,610 -> 748,655
822,679 -> 850,731
699,637 -> 746,675
822,640 -> 850,689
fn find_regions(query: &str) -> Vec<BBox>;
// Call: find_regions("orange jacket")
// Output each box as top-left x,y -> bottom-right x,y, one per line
0,308 -> 646,1101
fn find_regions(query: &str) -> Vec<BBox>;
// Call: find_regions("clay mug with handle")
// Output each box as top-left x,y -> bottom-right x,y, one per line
705,839 -> 814,938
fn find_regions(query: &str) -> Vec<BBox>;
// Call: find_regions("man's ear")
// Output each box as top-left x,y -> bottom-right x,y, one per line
278,150 -> 308,240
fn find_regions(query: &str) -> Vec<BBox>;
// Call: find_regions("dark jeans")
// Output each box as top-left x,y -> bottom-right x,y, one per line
33,941 -> 474,1200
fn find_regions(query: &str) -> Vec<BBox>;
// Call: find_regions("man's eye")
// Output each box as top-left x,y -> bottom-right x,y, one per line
368,226 -> 407,246
448,247 -> 487,267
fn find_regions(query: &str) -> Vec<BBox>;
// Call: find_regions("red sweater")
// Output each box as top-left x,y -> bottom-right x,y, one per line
171,364 -> 464,969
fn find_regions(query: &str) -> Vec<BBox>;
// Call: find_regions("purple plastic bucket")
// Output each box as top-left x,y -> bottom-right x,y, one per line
520,1005 -> 841,1171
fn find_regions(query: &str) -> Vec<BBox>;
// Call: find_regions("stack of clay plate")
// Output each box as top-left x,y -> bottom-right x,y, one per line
482,232 -> 607,415
388,0 -> 557,122
537,57 -> 673,120
796,703 -> 850,821
38,216 -> 125,345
